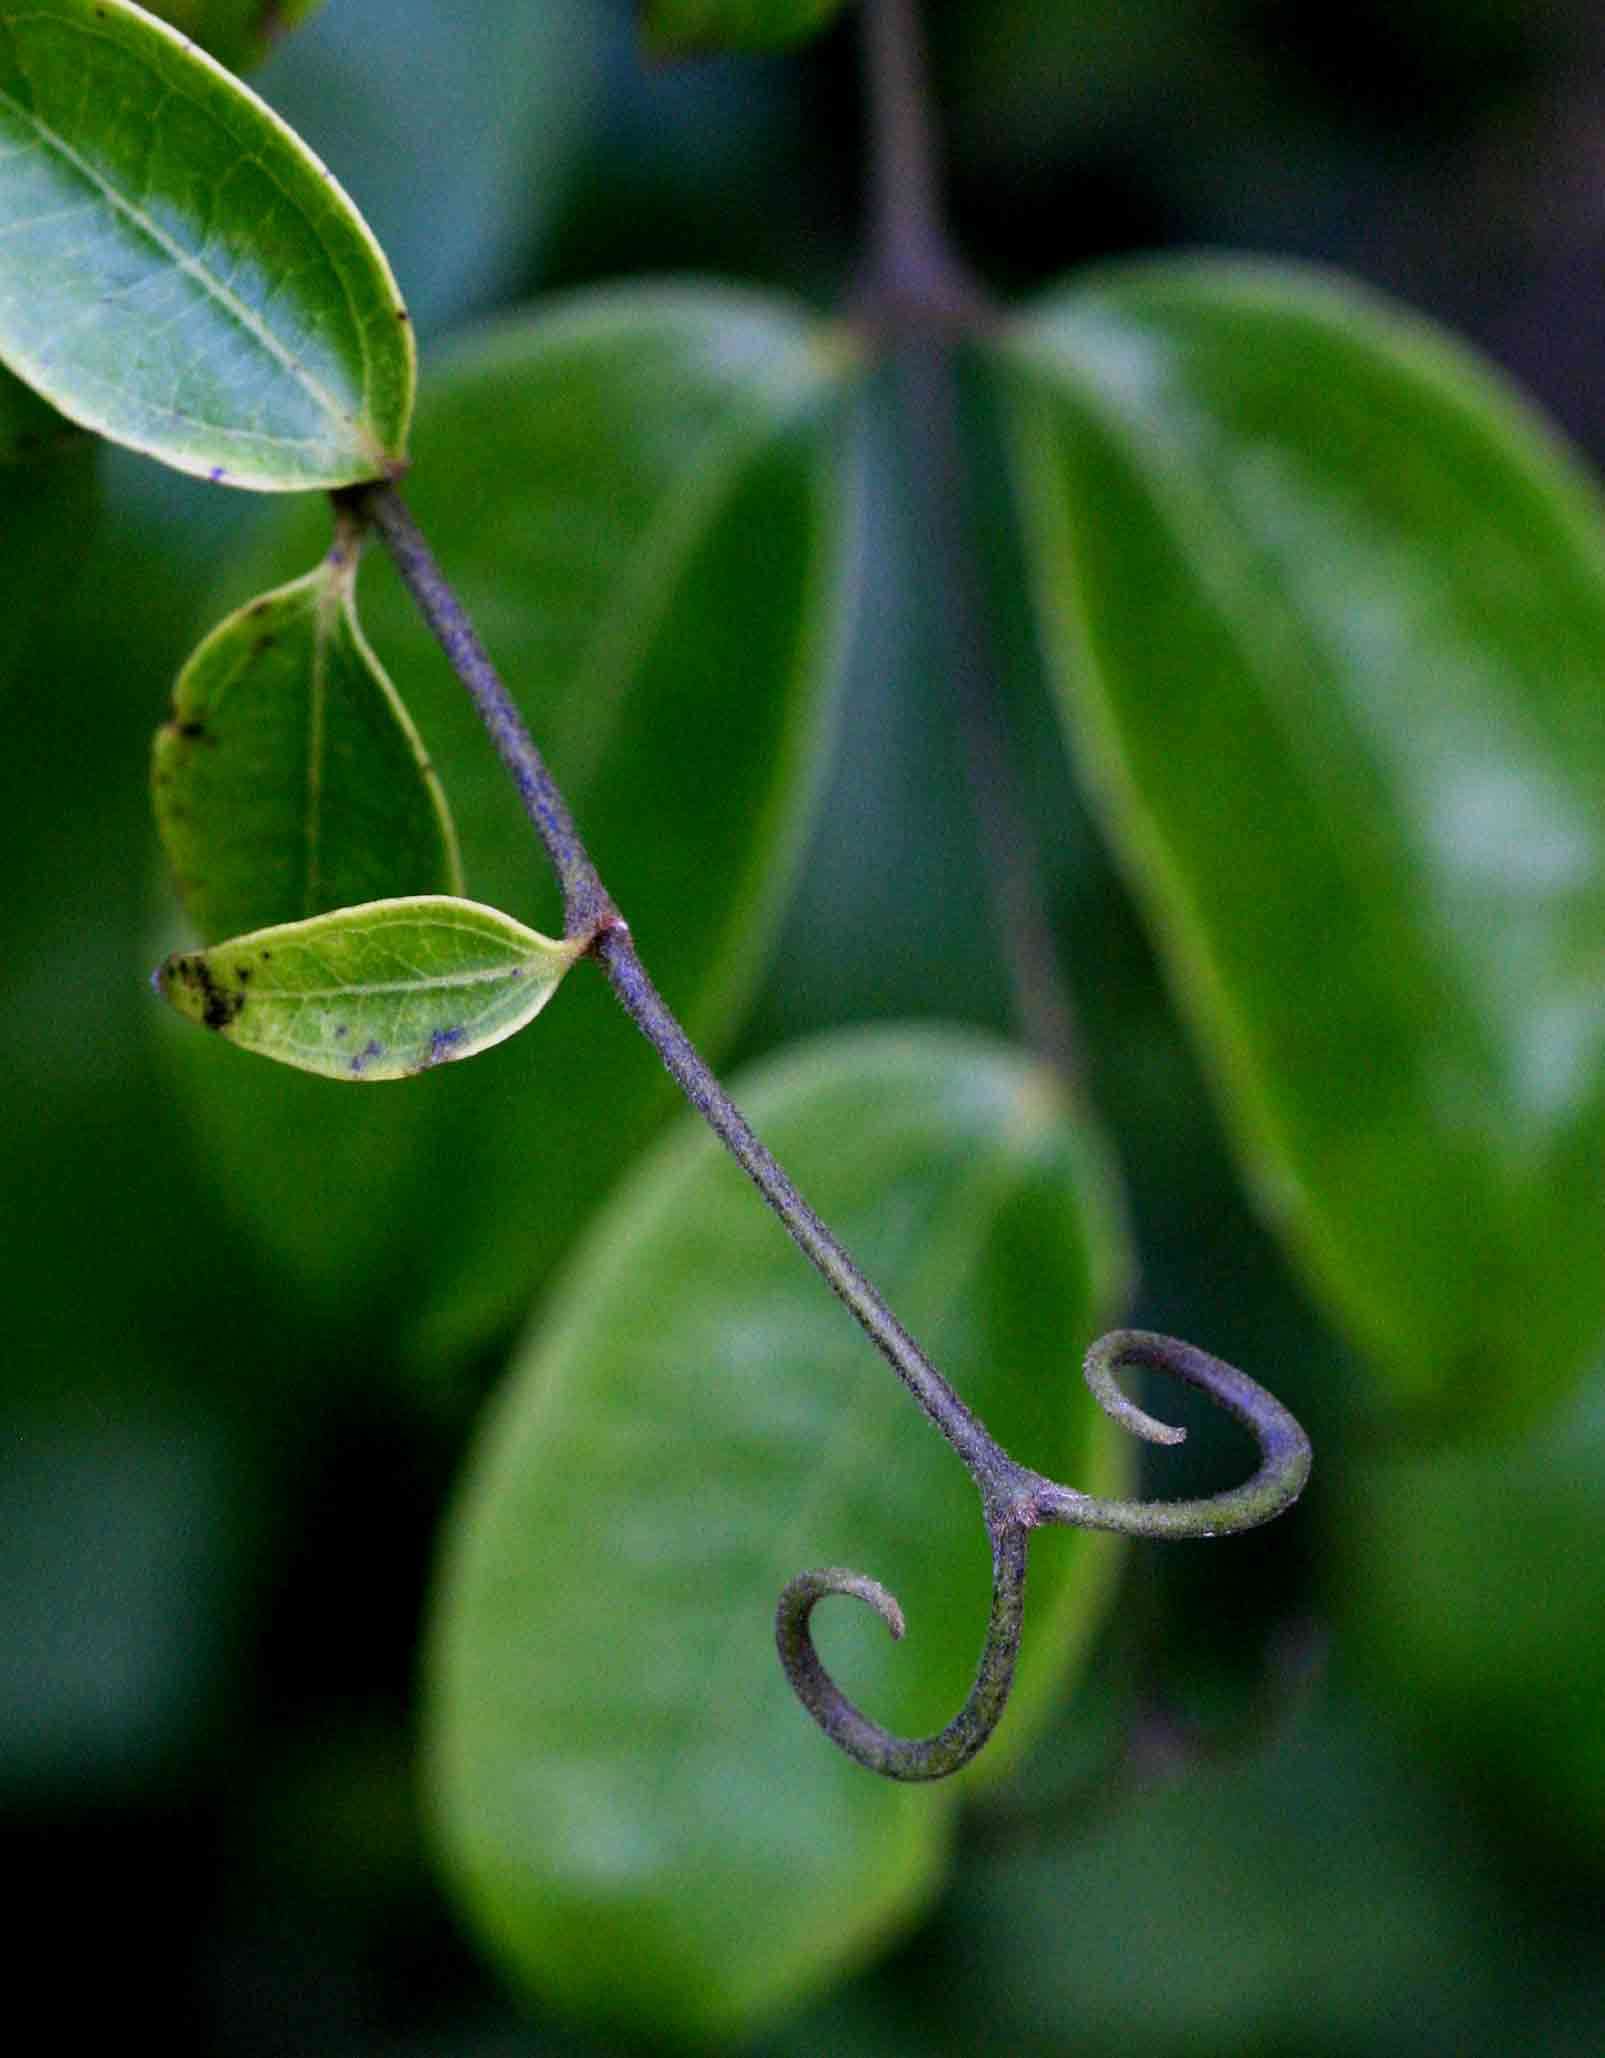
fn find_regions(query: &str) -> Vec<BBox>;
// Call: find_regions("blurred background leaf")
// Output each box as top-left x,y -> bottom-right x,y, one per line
994,260 -> 1605,1435
427,1027 -> 1130,2040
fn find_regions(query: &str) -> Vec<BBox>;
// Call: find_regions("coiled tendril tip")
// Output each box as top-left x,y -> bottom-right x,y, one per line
776,1329 -> 1311,1781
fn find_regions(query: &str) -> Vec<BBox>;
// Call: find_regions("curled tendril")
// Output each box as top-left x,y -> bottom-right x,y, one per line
346,483 -> 1317,1788
776,1524 -> 1029,1781
775,1329 -> 1312,1781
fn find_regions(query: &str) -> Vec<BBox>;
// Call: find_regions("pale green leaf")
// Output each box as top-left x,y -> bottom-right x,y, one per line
0,0 -> 414,488
154,896 -> 580,1080
426,1026 -> 1132,2040
995,258 -> 1605,1431
153,549 -> 461,942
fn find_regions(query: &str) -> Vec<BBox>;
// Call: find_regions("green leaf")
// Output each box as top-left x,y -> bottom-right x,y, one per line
425,1026 -> 1132,2040
152,550 -> 461,943
140,1 -> 324,73
161,285 -> 859,1361
154,896 -> 580,1081
994,258 -> 1605,1431
0,0 -> 413,488
641,0 -> 847,57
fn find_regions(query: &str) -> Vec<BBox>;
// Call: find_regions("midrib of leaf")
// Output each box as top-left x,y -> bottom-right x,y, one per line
0,70 -> 370,454
549,345 -> 832,798
1008,330 -> 1513,1130
257,957 -> 537,1002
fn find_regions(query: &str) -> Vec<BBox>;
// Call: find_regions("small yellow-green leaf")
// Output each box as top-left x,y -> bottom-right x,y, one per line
141,1 -> 325,74
153,552 -> 461,943
0,0 -> 414,488
154,897 -> 580,1080
641,0 -> 847,58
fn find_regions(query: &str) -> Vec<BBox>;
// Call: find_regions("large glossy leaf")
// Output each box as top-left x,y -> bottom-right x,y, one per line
142,1 -> 324,73
153,556 -> 460,941
0,0 -> 413,488
159,285 -> 859,1361
155,897 -> 580,1080
995,259 -> 1605,1431
642,0 -> 847,57
425,1027 -> 1132,2040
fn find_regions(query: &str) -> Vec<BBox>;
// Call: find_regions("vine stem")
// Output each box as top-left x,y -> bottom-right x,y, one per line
346,479 -> 1000,1479
339,0 -> 1310,1783
349,475 -> 1311,1781
853,0 -> 1081,1076
338,485 -> 615,940
855,0 -> 988,332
